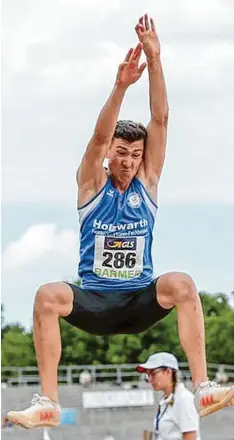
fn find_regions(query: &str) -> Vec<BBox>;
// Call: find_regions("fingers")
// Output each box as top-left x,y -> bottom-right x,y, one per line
124,48 -> 133,62
131,42 -> 143,62
150,17 -> 156,32
127,43 -> 143,66
144,13 -> 149,30
122,43 -> 143,69
135,16 -> 144,35
139,16 -> 144,27
136,14 -> 156,33
135,22 -> 144,36
139,62 -> 147,74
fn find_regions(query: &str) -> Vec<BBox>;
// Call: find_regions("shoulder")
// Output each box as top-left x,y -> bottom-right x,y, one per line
78,173 -> 110,208
173,384 -> 199,430
131,178 -> 158,214
174,384 -> 195,406
135,169 -> 158,205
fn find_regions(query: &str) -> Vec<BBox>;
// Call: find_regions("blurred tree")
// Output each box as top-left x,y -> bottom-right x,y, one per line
1,291 -> 234,367
1,325 -> 35,367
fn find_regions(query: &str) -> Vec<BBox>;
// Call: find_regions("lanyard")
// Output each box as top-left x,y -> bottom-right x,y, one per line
155,403 -> 169,434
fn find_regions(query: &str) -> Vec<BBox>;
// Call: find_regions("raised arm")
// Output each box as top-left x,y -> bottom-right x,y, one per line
183,432 -> 197,440
77,44 -> 147,206
135,15 -> 169,191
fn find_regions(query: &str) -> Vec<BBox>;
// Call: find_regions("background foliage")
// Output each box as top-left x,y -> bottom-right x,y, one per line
1,292 -> 234,368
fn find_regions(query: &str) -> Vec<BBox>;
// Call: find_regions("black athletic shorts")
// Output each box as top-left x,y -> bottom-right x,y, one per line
62,278 -> 174,335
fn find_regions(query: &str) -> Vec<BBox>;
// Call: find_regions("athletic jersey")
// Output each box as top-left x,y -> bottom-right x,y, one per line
78,176 -> 158,291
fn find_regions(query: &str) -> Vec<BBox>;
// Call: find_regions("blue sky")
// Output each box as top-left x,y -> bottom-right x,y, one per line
2,0 -> 234,329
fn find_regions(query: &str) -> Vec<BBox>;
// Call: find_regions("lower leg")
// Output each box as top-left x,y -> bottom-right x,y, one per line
157,273 -> 208,390
175,278 -> 208,389
33,282 -> 73,402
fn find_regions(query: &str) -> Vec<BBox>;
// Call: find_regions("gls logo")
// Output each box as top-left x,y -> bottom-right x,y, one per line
104,237 -> 137,250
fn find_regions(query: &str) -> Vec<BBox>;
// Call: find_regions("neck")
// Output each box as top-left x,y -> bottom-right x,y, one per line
111,176 -> 132,192
162,383 -> 174,397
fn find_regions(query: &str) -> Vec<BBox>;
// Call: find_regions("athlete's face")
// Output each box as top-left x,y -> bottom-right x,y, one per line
107,137 -> 144,184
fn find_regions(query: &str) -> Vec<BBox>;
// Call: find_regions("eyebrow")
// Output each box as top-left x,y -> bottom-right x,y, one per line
116,147 -> 143,153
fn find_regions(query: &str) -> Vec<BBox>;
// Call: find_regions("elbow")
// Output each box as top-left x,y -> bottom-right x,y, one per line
152,105 -> 169,125
152,112 -> 169,126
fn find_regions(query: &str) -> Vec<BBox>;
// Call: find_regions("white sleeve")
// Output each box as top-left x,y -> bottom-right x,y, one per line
175,393 -> 200,433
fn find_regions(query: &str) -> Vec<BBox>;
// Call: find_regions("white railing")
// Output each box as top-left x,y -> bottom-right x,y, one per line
1,363 -> 234,386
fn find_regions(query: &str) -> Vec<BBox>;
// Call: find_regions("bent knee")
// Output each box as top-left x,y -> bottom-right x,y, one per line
171,273 -> 197,303
157,272 -> 198,308
34,282 -> 73,316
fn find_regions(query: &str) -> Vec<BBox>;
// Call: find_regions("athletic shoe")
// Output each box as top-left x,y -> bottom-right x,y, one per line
6,393 -> 61,429
194,381 -> 234,417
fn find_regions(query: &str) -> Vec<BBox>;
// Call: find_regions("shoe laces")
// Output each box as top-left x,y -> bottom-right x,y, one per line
31,393 -> 50,406
200,380 -> 220,389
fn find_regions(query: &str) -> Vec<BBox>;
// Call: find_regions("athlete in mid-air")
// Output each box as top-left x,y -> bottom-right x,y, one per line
7,14 -> 234,429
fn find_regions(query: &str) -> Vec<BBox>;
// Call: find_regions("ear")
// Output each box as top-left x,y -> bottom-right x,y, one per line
106,142 -> 113,159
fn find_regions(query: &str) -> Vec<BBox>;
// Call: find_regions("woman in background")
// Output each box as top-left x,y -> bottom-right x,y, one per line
137,352 -> 201,440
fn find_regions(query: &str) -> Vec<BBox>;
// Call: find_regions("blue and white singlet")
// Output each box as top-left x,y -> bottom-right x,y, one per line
78,176 -> 158,291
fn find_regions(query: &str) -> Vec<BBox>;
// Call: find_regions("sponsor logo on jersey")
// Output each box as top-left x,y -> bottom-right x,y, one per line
127,192 -> 142,209
93,218 -> 148,232
94,268 -> 141,279
104,237 -> 137,250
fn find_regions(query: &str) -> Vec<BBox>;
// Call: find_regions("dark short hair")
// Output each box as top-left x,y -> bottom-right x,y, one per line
113,120 -> 147,146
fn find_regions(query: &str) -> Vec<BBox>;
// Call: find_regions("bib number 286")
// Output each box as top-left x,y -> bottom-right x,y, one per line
102,251 -> 136,269
93,235 -> 145,280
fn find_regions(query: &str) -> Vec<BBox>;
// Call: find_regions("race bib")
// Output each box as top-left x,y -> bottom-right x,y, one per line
93,235 -> 145,280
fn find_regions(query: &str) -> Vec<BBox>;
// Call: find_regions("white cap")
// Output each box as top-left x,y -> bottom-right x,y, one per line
136,352 -> 179,373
